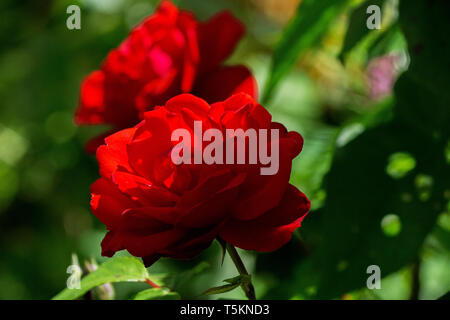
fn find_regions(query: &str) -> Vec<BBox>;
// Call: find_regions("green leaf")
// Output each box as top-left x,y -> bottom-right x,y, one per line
340,1 -> 405,63
159,262 -> 210,290
262,0 -> 351,103
395,0 -> 450,129
293,0 -> 450,299
367,23 -> 406,61
202,283 -> 241,296
223,274 -> 251,285
132,288 -> 180,300
437,291 -> 450,300
53,256 -> 149,300
312,122 -> 448,299
202,274 -> 251,296
339,0 -> 385,60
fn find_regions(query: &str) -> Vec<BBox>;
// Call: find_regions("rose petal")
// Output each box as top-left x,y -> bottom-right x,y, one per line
219,184 -> 310,252
176,172 -> 246,228
198,11 -> 244,73
164,93 -> 210,117
122,227 -> 186,257
75,70 -> 106,125
96,128 -> 137,179
112,171 -> 179,206
232,133 -> 299,220
101,231 -> 125,257
195,65 -> 258,103
90,178 -> 136,229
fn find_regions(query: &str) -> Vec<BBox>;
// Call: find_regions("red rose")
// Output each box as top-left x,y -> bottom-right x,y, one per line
75,0 -> 257,152
91,93 -> 310,265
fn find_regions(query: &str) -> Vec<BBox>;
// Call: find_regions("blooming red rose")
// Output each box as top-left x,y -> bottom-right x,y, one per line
91,93 -> 310,265
75,0 -> 257,152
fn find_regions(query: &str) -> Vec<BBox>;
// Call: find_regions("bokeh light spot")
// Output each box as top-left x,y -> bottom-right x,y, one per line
0,126 -> 28,165
415,174 -> 433,202
386,152 -> 416,179
381,214 -> 402,237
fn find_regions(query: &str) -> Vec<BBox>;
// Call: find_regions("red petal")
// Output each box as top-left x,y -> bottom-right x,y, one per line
75,70 -> 106,125
208,92 -> 260,126
122,227 -> 186,257
232,134 -> 298,220
120,207 -> 174,231
162,220 -> 227,258
101,231 -> 125,257
164,93 -> 210,117
135,69 -> 178,113
112,171 -> 179,207
219,184 -> 310,252
198,11 -> 244,73
127,108 -> 174,182
96,128 -> 137,179
195,66 -> 258,103
90,178 -> 136,229
121,206 -> 178,225
176,171 -> 245,228
156,0 -> 179,21
178,12 -> 200,92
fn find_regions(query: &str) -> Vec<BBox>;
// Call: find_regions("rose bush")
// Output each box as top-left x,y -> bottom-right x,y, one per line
91,93 -> 310,266
75,0 -> 257,152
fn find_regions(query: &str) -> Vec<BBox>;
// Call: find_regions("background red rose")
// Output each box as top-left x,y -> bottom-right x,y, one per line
75,1 -> 257,152
91,93 -> 310,265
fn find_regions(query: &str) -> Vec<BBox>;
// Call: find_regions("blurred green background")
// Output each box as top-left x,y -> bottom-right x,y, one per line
0,0 -> 448,300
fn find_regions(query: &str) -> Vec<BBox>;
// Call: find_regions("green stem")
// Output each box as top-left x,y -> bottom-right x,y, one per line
225,243 -> 256,300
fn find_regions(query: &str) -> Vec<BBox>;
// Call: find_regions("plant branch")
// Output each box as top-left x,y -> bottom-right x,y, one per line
225,243 -> 256,300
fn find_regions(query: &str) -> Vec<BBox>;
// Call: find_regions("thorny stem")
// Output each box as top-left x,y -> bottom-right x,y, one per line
225,243 -> 256,300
